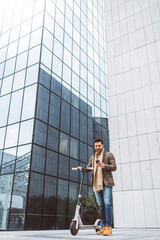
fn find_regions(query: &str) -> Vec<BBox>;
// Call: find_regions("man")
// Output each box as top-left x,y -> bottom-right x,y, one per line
78,139 -> 117,236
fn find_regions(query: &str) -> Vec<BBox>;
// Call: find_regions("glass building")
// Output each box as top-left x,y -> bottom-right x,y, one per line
105,0 -> 160,228
0,0 -> 109,230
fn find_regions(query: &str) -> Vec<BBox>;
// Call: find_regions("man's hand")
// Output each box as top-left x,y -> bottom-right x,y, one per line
77,166 -> 83,171
96,162 -> 105,168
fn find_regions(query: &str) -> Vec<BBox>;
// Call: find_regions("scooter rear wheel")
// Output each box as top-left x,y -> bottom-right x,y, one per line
70,221 -> 78,235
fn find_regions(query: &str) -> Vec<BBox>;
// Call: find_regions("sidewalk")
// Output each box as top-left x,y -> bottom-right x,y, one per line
0,228 -> 160,240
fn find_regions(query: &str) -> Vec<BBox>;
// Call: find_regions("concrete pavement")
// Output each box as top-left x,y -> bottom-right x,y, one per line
0,229 -> 160,240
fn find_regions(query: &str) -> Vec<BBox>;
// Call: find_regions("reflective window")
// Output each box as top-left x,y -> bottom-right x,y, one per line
0,127 -> 6,149
50,74 -> 61,96
21,84 -> 37,120
1,147 -> 16,174
56,179 -> 68,228
31,145 -> 45,173
30,28 -> 42,48
62,64 -> 71,85
8,172 -> 29,230
71,88 -> 79,109
52,55 -> 62,78
32,12 -> 44,31
33,120 -> 47,147
5,123 -> 19,148
28,172 -> 44,214
0,94 -> 10,127
72,71 -> 79,91
64,32 -> 72,52
63,47 -> 71,68
47,126 -> 59,151
60,100 -> 70,134
0,174 -> 14,230
0,75 -> 13,96
15,52 -> 28,72
15,144 -> 31,171
20,18 -> 32,37
4,57 -> 16,77
62,81 -> 71,103
72,56 -> 79,75
18,119 -> 34,145
46,150 -> 58,176
80,79 -> 87,98
80,113 -> 87,142
41,46 -> 52,69
59,132 -> 69,155
49,93 -> 60,128
43,176 -> 57,215
44,12 -> 54,34
28,45 -> 40,67
71,106 -> 79,138
53,38 -> 63,60
13,70 -> 25,91
8,89 -> 23,124
80,141 -> 87,163
56,8 -> 64,28
70,158 -> 79,182
43,28 -> 53,51
36,85 -> 49,123
25,64 -> 39,86
59,154 -> 69,179
55,22 -> 63,43
18,34 -> 30,54
10,25 -> 21,42
7,40 -> 18,59
70,137 -> 79,159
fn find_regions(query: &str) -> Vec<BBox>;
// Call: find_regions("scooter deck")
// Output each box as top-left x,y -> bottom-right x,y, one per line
79,224 -> 100,230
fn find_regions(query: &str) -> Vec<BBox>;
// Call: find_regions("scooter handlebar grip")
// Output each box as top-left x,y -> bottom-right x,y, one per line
72,168 -> 78,170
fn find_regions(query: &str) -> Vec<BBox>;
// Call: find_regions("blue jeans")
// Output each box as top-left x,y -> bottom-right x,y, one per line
95,186 -> 112,227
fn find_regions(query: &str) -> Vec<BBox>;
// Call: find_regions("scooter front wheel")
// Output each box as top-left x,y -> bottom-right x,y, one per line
70,221 -> 78,235
94,219 -> 103,232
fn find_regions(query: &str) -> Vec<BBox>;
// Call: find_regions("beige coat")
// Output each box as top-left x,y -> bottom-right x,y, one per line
87,150 -> 117,187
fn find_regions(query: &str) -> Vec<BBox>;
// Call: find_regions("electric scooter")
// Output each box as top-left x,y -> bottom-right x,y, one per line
70,166 -> 103,235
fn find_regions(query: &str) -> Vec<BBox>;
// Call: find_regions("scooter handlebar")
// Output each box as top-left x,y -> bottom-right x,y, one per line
72,167 -> 93,172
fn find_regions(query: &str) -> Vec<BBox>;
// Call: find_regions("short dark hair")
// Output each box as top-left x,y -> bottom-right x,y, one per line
94,139 -> 103,145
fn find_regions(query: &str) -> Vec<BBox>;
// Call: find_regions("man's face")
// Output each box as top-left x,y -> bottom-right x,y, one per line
94,142 -> 104,153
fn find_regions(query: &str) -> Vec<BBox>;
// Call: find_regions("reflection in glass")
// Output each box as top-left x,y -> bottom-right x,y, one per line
5,123 -> 19,148
0,75 -> 13,96
45,150 -> 58,176
0,94 -> 10,127
9,172 -> 29,230
15,52 -> 28,72
18,119 -> 34,145
49,93 -> 60,128
56,179 -> 68,229
1,147 -> 16,174
47,126 -> 59,152
0,174 -> 14,230
60,100 -> 70,134
8,89 -> 23,124
15,144 -> 31,172
31,145 -> 45,173
21,84 -> 37,120
36,85 -> 49,123
25,64 -> 39,86
13,70 -> 25,91
0,127 -> 6,149
70,137 -> 79,159
4,57 -> 16,77
71,106 -> 79,138
18,34 -> 30,54
59,154 -> 69,179
59,132 -> 69,155
33,120 -> 47,147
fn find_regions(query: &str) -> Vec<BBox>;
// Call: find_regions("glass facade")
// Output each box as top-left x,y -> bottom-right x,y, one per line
105,0 -> 160,228
0,0 -> 109,230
